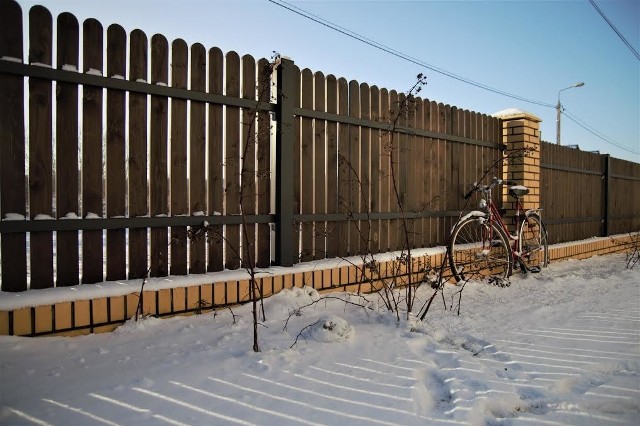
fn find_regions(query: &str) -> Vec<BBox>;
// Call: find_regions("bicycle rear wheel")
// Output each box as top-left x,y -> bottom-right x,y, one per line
518,213 -> 548,272
449,217 -> 513,283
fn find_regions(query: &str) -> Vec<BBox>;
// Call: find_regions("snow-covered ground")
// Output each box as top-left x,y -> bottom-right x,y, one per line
0,254 -> 638,425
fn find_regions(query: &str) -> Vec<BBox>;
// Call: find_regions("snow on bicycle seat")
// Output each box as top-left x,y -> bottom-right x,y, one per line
508,185 -> 529,197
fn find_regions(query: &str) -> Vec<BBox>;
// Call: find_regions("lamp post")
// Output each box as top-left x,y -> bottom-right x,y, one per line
556,82 -> 585,145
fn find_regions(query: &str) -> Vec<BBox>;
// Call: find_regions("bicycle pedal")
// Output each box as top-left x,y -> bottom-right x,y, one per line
529,266 -> 541,273
515,259 -> 528,274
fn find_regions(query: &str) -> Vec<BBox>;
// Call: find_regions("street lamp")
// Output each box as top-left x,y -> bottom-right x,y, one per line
556,82 -> 585,145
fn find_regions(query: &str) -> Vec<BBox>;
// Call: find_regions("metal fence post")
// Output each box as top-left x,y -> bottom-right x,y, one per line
275,57 -> 296,266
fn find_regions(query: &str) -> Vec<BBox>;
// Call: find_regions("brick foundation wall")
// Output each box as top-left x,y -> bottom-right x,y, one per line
0,235 -> 635,337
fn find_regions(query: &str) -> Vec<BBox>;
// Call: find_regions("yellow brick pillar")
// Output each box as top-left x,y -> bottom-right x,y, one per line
493,109 -> 541,232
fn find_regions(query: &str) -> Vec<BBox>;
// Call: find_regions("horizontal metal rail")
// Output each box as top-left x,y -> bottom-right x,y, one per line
0,210 -> 464,233
295,210 -> 462,222
294,108 -> 503,149
545,214 -> 640,225
610,173 -> 640,182
544,216 -> 602,225
0,214 -> 275,233
0,60 -> 276,112
541,163 -> 603,176
542,162 -> 640,181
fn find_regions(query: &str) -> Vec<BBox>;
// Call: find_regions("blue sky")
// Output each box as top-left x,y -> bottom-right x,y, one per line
16,0 -> 640,162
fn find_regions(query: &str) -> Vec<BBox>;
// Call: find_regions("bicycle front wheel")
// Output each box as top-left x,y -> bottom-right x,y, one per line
449,217 -> 513,283
518,213 -> 548,272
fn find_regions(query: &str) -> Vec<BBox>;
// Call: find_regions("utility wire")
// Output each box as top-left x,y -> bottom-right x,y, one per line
588,0 -> 640,61
562,109 -> 640,154
266,0 -> 555,108
267,0 -> 637,156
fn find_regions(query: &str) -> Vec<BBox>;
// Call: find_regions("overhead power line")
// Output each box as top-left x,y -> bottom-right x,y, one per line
562,109 -> 640,154
267,0 -> 637,156
266,0 -> 555,108
588,0 -> 640,61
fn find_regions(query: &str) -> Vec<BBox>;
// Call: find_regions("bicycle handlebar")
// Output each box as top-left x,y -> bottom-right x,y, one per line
463,178 -> 519,199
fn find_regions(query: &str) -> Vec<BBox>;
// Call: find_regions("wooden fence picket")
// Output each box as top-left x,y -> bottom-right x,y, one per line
325,75 -> 339,258
28,6 -> 54,289
56,12 -> 80,286
0,0 -> 27,291
81,18 -> 104,284
413,97 -> 424,248
241,54 -> 257,267
225,51 -> 241,270
149,33 -> 169,277
359,83 -> 371,253
379,88 -> 390,253
337,78 -> 349,257
189,43 -> 207,274
348,80 -> 360,256
421,99 -> 433,246
256,58 -> 271,268
292,64 -> 301,260
300,68 -> 313,261
369,85 -> 380,254
106,24 -> 127,281
399,93 -> 411,250
170,39 -> 188,276
388,90 -> 400,251
208,47 -> 224,272
461,110 -> 472,214
128,29 -> 148,280
314,71 -> 326,260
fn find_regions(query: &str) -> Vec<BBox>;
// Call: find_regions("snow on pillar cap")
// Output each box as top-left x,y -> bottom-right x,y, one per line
492,108 -> 541,122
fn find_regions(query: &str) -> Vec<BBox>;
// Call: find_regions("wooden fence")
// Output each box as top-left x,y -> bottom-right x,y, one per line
541,142 -> 640,243
0,1 -> 505,291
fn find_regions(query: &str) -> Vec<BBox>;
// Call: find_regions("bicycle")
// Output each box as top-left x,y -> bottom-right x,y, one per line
448,177 -> 549,284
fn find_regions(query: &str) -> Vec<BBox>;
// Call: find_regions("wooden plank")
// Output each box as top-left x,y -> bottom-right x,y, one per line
0,0 -> 27,291
397,93 -> 409,251
379,88 -> 390,252
225,51 -> 241,270
348,80 -> 360,256
149,34 -> 169,277
81,18 -> 104,284
449,107 -> 460,214
256,57 -> 271,268
128,29 -> 148,279
443,104 -> 453,244
292,64 -> 301,260
169,39 -> 188,276
300,68 -> 313,261
388,90 -> 399,251
208,47 -> 224,272
359,83 -> 371,253
314,71 -> 327,259
56,12 -> 80,286
408,95 -> 420,248
413,97 -> 424,247
325,75 -> 339,258
422,99 -> 434,246
189,43 -> 206,274
369,85 -> 380,254
28,6 -> 54,289
337,77 -> 349,257
106,24 -> 127,281
241,54 -> 256,267
461,110 -> 472,214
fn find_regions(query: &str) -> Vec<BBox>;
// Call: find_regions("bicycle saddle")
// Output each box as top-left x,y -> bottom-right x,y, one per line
508,185 -> 529,198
